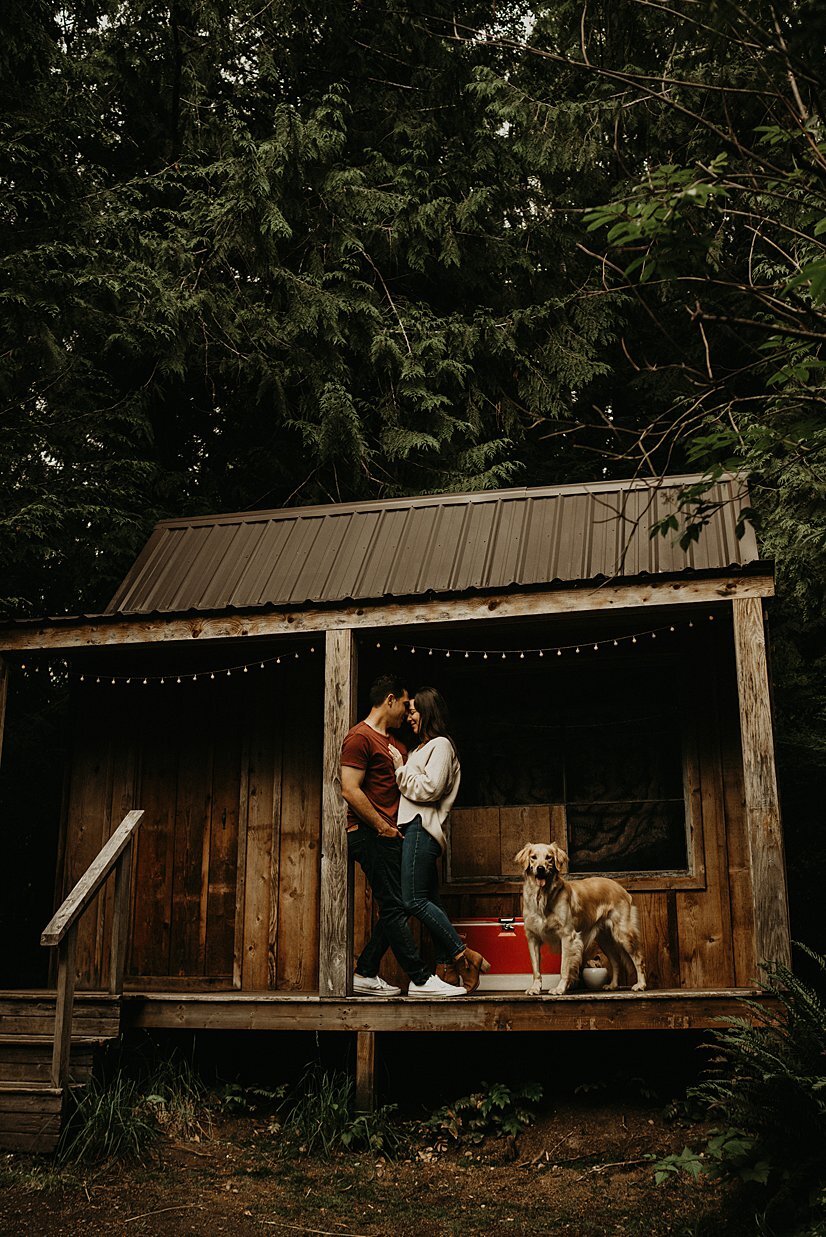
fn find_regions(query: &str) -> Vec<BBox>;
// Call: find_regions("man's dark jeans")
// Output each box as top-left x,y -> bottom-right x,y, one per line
347,825 -> 430,986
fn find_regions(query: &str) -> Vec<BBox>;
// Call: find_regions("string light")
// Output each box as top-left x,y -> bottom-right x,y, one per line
61,616 -> 713,686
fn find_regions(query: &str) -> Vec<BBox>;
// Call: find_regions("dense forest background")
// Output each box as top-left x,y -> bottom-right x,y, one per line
1,1 -> 824,965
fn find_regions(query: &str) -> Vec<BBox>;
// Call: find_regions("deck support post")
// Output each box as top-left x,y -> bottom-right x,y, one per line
731,597 -> 791,969
355,1031 -> 376,1112
319,629 -> 356,996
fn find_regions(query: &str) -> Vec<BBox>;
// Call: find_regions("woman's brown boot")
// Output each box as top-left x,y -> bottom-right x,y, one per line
436,961 -> 461,986
454,948 -> 491,995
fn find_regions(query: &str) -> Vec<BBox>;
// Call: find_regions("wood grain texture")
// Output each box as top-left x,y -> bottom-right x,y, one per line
124,988 -> 768,1033
636,892 -> 679,989
241,678 -> 283,990
500,806 -> 550,875
449,808 -> 500,879
0,575 -> 775,651
731,598 -> 791,968
277,669 -> 322,991
50,929 -> 77,1088
716,636 -> 757,986
41,811 -> 144,947
355,1031 -> 376,1112
319,630 -> 355,996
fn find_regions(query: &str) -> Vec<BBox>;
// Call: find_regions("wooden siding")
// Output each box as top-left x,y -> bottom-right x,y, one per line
60,661 -> 322,991
378,626 -> 756,993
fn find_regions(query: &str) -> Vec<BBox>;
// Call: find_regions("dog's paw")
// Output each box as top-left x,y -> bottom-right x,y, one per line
631,980 -> 647,992
551,983 -> 569,996
525,983 -> 543,996
604,980 -> 619,991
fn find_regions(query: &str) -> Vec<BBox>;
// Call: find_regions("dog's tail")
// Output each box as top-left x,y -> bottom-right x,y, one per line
629,902 -> 642,946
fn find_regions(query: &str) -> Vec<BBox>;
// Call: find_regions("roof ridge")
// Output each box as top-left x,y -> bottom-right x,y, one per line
152,473 -> 733,531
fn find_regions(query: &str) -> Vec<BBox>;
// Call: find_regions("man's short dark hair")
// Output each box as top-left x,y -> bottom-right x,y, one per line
368,673 -> 407,707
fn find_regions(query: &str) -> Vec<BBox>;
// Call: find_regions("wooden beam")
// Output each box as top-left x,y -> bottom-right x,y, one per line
122,988 -> 769,1033
319,630 -> 356,996
355,1031 -> 376,1112
0,574 -> 774,652
731,597 -> 791,969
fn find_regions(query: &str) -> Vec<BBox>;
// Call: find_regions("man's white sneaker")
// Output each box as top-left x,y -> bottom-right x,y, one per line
352,973 -> 402,996
407,974 -> 467,998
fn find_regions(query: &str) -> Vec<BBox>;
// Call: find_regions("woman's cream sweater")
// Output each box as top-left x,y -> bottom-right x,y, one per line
395,736 -> 461,853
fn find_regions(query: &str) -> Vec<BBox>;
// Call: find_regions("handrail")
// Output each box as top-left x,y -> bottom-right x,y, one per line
41,810 -> 144,946
40,809 -> 144,1089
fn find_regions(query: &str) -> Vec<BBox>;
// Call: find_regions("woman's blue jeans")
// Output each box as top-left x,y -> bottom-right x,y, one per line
401,817 -> 464,965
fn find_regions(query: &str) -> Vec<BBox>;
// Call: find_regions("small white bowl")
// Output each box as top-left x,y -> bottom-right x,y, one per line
582,967 -> 609,991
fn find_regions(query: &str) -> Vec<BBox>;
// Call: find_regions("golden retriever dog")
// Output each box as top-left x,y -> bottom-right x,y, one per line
515,842 -> 647,996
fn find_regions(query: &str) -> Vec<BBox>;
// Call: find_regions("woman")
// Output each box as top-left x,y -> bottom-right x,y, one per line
389,687 -> 491,994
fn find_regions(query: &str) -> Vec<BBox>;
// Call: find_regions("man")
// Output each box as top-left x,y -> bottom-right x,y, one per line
341,673 -> 465,997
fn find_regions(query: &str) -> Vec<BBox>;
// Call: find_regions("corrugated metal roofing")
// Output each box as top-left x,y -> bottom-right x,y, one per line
105,474 -> 762,617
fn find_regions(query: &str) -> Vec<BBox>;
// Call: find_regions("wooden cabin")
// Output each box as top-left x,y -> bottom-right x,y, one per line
0,474 -> 791,1148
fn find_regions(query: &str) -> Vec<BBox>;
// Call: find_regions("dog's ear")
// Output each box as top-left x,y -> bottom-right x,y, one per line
549,842 -> 569,875
514,844 -> 532,870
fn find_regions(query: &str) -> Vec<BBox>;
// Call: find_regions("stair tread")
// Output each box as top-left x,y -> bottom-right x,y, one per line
0,1082 -> 63,1095
0,1034 -> 110,1045
0,990 -> 119,1002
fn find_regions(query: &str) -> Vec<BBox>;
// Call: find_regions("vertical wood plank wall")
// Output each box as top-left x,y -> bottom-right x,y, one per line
61,662 -> 322,991
56,621 -> 766,994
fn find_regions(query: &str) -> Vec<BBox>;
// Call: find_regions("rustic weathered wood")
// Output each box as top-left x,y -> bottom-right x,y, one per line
731,598 -> 791,969
499,806 -> 550,876
636,893 -> 679,989
716,634 -> 757,986
207,723 -> 242,979
277,669 -> 323,991
449,808 -> 501,879
355,1031 -> 376,1112
123,987 -> 767,1033
232,735 -> 251,989
41,811 -> 145,947
108,845 -> 133,996
0,575 -> 775,652
676,671 -> 734,988
319,630 -> 355,996
241,678 -> 283,989
50,928 -> 77,1088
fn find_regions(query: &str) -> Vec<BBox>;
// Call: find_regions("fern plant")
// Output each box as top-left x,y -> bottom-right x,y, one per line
653,946 -> 826,1230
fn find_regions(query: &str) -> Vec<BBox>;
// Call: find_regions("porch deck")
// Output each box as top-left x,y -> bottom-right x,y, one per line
122,987 -> 761,1033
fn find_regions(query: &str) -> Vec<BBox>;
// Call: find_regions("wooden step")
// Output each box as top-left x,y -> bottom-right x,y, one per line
0,1038 -> 98,1085
0,991 -> 120,1039
0,1084 -> 64,1153
0,992 -> 121,1152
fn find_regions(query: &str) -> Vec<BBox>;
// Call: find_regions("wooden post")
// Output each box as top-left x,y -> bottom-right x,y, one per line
355,1031 -> 376,1112
51,925 -> 77,1088
319,629 -> 356,996
731,597 -> 791,970
109,843 -> 133,996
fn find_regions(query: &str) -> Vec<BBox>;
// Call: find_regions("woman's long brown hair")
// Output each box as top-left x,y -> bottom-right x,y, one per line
413,686 -> 458,756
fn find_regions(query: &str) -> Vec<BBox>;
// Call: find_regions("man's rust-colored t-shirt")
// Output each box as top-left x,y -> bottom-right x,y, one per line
340,721 -> 408,832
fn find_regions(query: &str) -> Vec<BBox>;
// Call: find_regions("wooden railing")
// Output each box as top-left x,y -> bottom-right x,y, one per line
40,809 -> 144,1088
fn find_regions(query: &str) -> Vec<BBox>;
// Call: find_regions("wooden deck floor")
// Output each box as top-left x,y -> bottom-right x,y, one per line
121,988 -> 762,1033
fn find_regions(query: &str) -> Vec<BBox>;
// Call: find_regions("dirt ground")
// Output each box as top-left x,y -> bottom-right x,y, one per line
0,1098 -> 757,1236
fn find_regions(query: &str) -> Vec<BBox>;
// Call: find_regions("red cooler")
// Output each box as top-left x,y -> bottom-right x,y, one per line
454,918 -> 561,991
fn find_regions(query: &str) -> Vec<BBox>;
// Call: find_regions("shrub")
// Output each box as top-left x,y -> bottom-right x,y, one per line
652,945 -> 826,1231
277,1066 -> 409,1159
58,1051 -> 210,1164
420,1081 -> 543,1149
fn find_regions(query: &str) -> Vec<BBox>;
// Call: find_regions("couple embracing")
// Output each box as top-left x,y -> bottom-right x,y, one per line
340,674 -> 489,998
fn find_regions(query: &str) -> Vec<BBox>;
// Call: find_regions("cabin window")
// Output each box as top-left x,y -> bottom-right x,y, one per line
449,653 -> 691,881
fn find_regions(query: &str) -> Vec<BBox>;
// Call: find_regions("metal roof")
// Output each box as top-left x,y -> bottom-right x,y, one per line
104,474 -> 761,617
